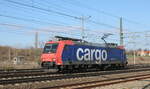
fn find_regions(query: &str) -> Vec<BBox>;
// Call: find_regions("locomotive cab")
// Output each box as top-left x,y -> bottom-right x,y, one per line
41,38 -> 74,69
41,43 -> 59,68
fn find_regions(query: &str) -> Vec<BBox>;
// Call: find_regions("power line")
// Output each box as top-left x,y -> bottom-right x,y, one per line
37,0 -> 82,16
0,14 -> 62,26
0,21 -> 120,36
62,0 -> 119,18
44,0 -> 150,32
0,29 -> 29,35
41,0 -> 121,29
2,0 -> 150,33
3,0 -> 71,25
0,14 -> 81,30
5,0 -> 120,29
88,20 -> 119,29
0,22 -> 120,41
3,4 -> 70,24
5,0 -> 79,19
4,0 -> 148,44
65,0 -> 150,28
0,23 -> 81,36
0,23 -> 145,48
64,0 -> 150,28
122,18 -> 150,28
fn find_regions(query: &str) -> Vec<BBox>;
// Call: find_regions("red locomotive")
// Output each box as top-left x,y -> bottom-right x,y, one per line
41,36 -> 127,71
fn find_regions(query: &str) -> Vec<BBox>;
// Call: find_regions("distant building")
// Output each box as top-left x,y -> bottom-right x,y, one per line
137,50 -> 150,56
13,56 -> 25,64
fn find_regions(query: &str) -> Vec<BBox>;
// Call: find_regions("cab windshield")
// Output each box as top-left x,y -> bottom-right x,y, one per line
43,43 -> 58,53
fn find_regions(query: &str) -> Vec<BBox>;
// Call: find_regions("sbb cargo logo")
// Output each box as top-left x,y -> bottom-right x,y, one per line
76,48 -> 107,61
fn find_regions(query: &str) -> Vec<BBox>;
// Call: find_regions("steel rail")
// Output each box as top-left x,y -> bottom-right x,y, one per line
0,67 -> 150,85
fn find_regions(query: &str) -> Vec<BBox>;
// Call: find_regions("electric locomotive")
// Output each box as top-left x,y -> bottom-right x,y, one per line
41,36 -> 127,71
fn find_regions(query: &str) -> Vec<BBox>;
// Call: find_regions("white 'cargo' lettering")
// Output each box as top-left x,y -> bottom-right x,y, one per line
102,50 -> 107,61
76,48 -> 107,61
95,49 -> 101,60
90,49 -> 95,60
76,48 -> 84,61
84,48 -> 90,61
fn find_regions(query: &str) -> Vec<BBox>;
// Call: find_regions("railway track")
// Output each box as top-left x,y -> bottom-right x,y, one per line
0,71 -> 59,79
0,63 -> 150,78
0,66 -> 150,85
0,68 -> 44,73
46,73 -> 150,89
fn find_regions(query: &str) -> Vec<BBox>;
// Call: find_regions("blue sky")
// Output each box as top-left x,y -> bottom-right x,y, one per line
0,0 -> 150,49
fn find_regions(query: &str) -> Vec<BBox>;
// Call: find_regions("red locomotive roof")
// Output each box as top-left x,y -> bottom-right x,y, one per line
117,46 -> 125,49
46,40 -> 74,45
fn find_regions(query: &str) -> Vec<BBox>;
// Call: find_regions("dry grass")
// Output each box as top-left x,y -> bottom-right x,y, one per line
0,46 -> 42,69
127,56 -> 150,64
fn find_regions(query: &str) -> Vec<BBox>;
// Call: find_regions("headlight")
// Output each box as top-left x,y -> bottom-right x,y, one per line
52,58 -> 56,61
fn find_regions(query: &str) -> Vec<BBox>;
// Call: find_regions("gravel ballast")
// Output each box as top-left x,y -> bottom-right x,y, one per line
94,78 -> 150,89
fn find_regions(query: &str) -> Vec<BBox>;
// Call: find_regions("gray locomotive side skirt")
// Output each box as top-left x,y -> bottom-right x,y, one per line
62,60 -> 125,65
